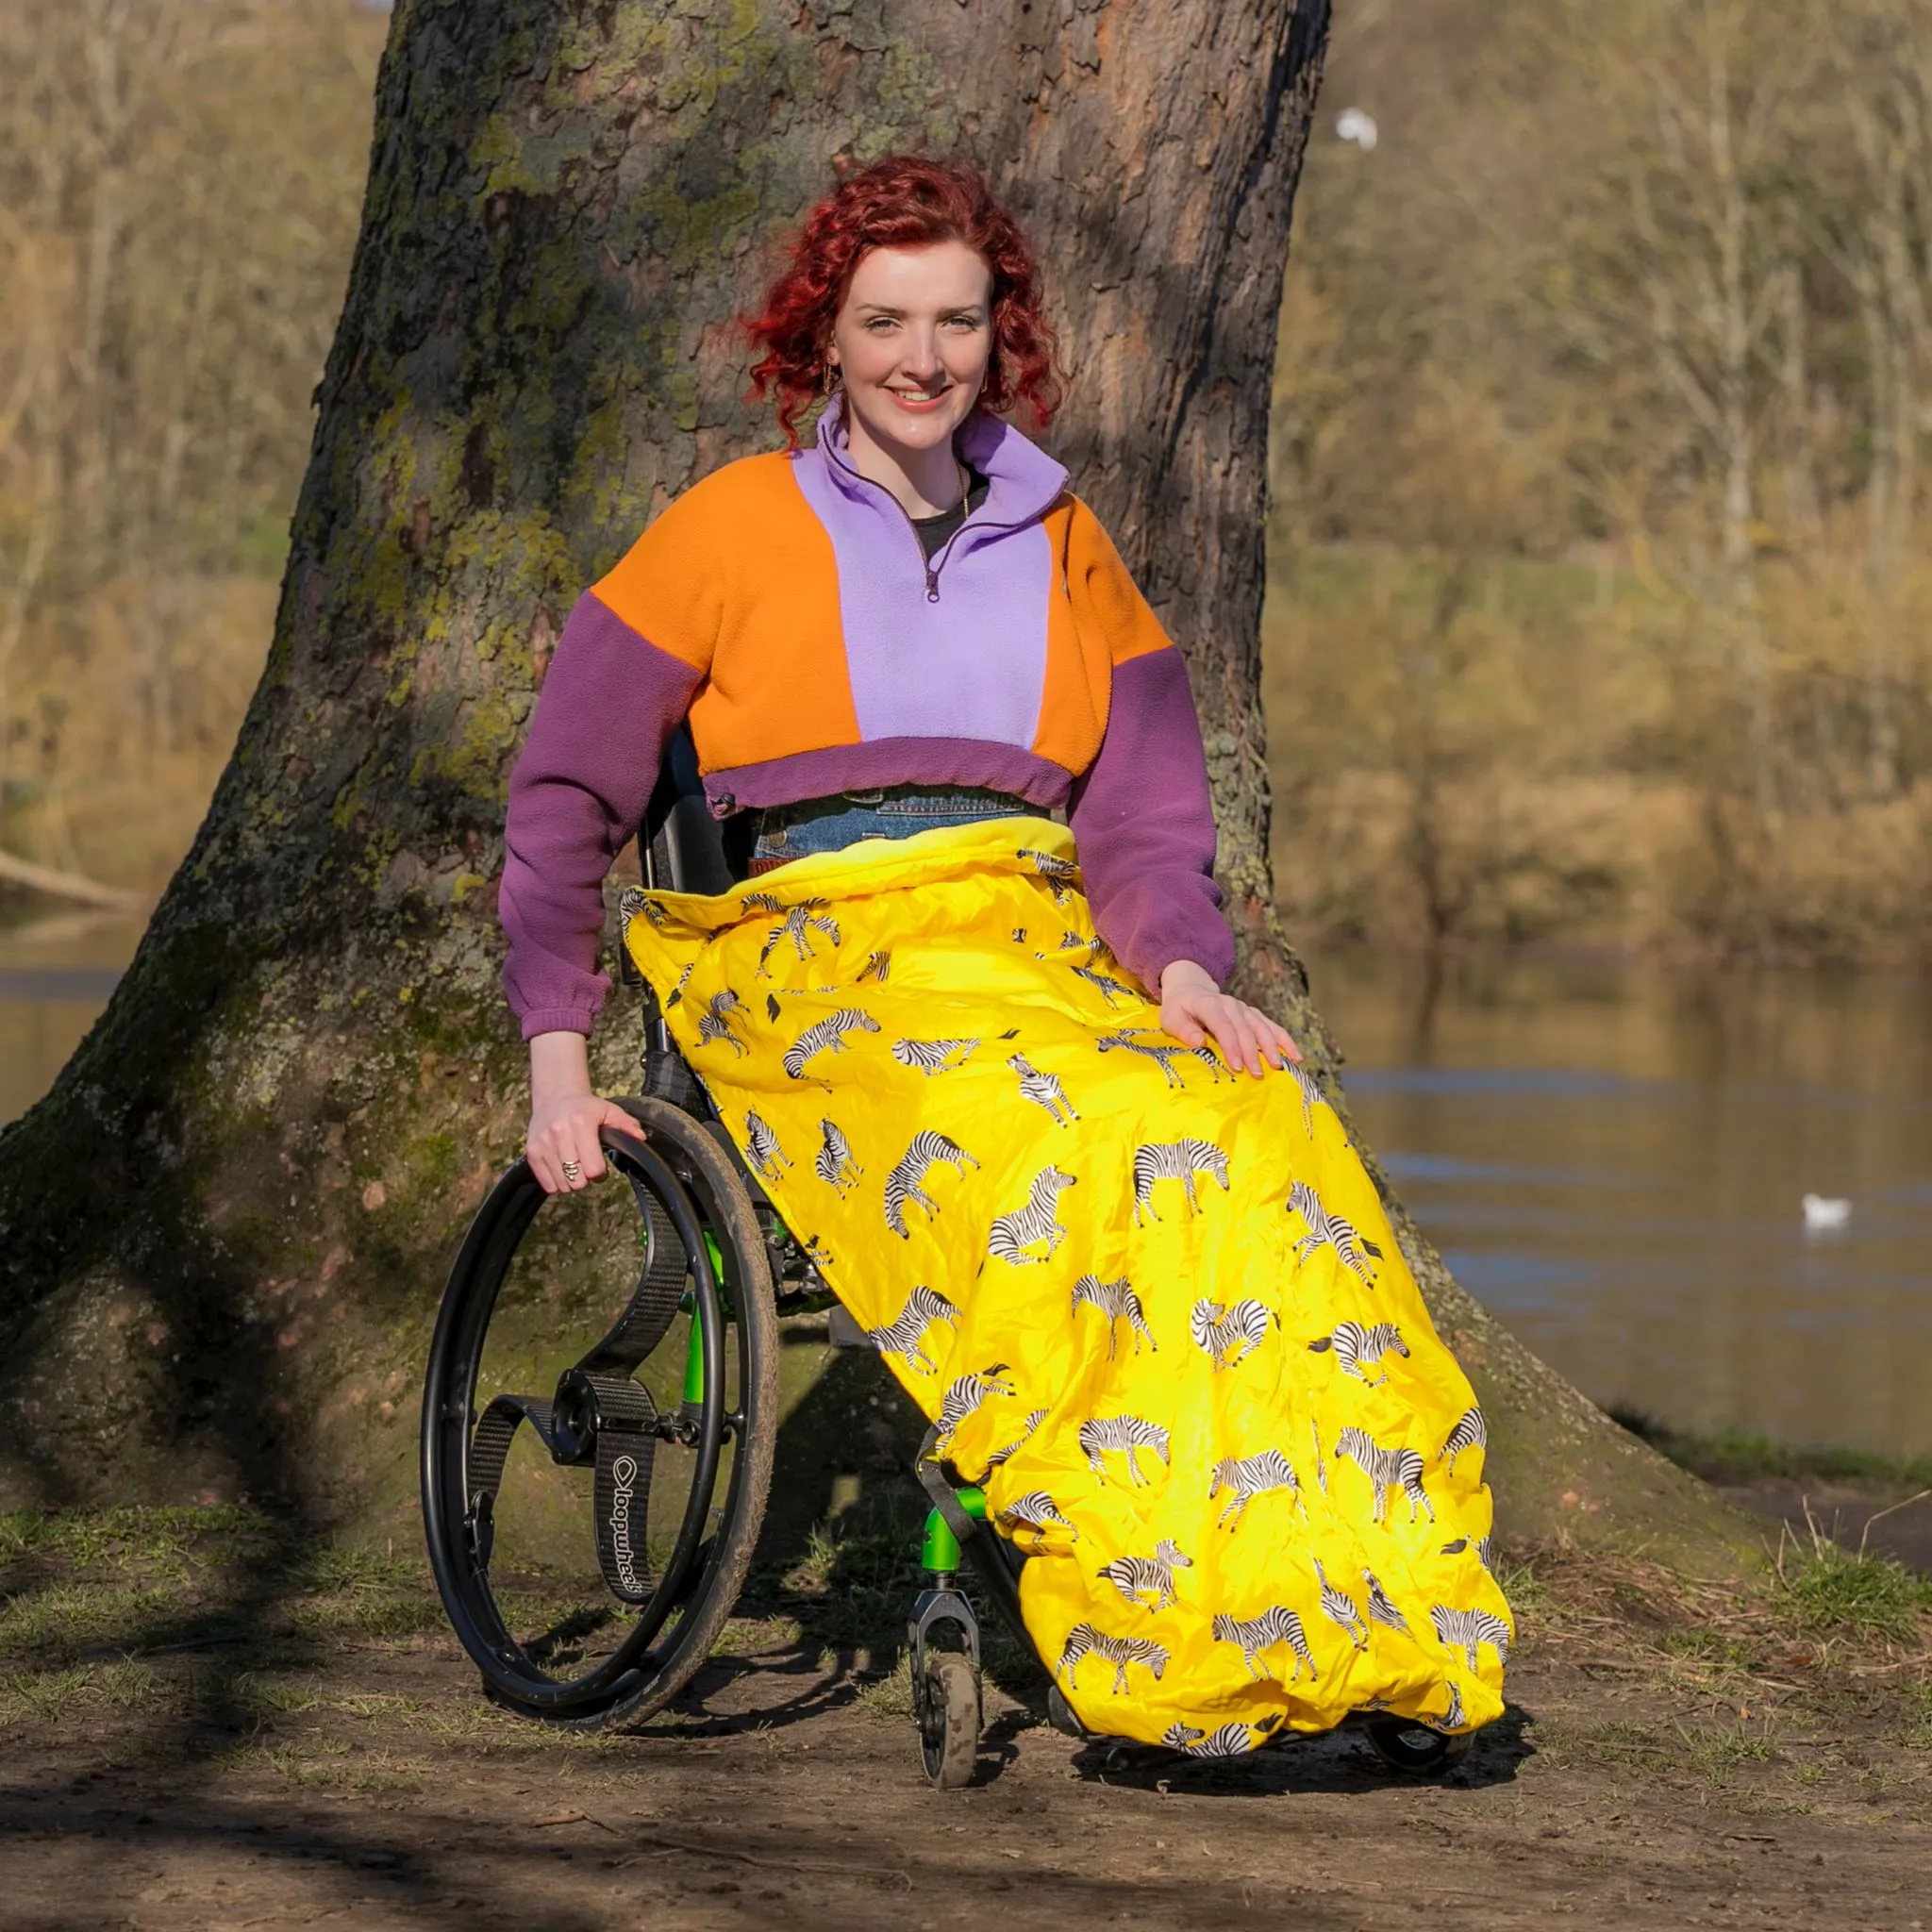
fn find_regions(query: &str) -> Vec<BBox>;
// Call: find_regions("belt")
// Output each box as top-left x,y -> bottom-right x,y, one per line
757,786 -> 1043,829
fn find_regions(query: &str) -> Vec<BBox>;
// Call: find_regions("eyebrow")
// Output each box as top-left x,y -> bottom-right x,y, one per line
854,303 -> 988,318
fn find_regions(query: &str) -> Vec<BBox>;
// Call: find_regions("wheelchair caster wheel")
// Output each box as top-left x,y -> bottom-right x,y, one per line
1045,1684 -> 1085,1740
919,1654 -> 981,1790
1363,1715 -> 1474,1776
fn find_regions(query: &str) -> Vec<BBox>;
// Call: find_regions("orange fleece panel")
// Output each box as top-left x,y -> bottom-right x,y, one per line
591,453 -> 859,771
1068,494 -> 1174,666
1032,494 -> 1174,769
1035,497 -> 1109,772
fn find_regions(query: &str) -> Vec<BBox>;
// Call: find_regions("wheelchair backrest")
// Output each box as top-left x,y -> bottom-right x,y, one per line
639,724 -> 753,894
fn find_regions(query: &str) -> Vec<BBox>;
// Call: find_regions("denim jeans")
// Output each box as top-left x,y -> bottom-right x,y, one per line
749,787 -> 1049,872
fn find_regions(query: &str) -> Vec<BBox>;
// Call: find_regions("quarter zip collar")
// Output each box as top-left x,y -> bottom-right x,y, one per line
809,391 -> 1070,568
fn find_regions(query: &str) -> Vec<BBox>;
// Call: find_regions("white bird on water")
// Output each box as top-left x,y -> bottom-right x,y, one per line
1801,1192 -> 1851,1232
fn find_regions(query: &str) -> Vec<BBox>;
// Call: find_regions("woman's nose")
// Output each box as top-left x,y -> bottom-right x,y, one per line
897,329 -> 944,382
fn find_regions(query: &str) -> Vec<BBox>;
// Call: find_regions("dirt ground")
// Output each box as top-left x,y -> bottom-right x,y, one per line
1,1502 -> 1928,1932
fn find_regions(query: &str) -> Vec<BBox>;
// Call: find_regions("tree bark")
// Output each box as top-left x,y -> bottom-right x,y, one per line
0,0 -> 1747,1572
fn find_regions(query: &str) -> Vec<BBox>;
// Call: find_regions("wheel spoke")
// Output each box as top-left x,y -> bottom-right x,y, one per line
573,1154 -> 690,1377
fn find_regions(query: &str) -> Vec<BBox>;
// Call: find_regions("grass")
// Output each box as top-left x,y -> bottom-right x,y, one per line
710,1614 -> 805,1657
855,1652 -> 917,1719
1901,1680 -> 1932,1746
1656,1628 -> 1763,1674
0,1504 -> 267,1575
0,1659 -> 175,1726
1545,1712 -> 1782,1790
1608,1411 -> 1932,1492
771,1493 -> 926,1655
0,1581 -> 185,1657
1678,1714 -> 1780,1786
0,1504 -> 448,1670
1774,1528 -> 1932,1646
1493,1551 -> 1548,1620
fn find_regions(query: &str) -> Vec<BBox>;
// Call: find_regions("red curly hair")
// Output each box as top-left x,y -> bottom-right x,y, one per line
746,155 -> 1063,447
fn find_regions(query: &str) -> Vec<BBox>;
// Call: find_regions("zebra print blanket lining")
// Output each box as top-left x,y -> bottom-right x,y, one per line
625,818 -> 1510,1756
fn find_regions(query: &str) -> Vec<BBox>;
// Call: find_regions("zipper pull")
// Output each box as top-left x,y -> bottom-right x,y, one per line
924,567 -> 941,603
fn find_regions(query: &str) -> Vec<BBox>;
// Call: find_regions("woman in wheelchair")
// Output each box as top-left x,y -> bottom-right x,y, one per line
478,155 -> 1509,1768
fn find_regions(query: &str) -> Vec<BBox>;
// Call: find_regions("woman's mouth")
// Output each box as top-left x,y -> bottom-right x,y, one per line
884,386 -> 951,412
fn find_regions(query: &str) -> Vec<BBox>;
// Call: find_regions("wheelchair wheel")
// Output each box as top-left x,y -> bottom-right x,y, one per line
421,1096 -> 777,1731
1363,1714 -> 1474,1776
919,1654 -> 981,1790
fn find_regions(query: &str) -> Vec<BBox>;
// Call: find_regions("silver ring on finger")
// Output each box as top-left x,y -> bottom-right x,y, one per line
560,1158 -> 582,1183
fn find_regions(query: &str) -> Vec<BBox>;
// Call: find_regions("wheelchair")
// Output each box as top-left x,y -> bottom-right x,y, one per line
420,730 -> 1473,1789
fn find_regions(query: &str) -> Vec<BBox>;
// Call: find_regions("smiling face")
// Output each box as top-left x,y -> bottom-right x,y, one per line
826,240 -> 994,465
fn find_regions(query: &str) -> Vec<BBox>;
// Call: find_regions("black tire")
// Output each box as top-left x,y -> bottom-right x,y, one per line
920,1655 -> 982,1790
421,1096 -> 777,1731
1045,1685 -> 1086,1740
1363,1714 -> 1474,1776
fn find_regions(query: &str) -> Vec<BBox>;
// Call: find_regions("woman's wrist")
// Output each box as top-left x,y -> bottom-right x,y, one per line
529,1029 -> 594,1107
1159,958 -> 1217,1000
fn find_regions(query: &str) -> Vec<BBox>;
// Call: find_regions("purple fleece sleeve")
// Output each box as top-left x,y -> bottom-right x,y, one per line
1068,648 -> 1236,993
500,591 -> 704,1040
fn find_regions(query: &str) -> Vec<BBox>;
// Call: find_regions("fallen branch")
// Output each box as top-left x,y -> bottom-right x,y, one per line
0,846 -> 142,912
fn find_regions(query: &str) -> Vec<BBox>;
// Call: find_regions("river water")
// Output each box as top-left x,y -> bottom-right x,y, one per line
1306,947 -> 1932,1459
3,917 -> 1927,1456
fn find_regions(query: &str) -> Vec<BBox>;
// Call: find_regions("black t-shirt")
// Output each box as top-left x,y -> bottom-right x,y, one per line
909,466 -> 990,559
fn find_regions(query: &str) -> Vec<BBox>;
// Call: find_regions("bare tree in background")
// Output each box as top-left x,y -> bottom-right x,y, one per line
1602,0 -> 1818,821
0,0 -> 376,884
1824,0 -> 1932,799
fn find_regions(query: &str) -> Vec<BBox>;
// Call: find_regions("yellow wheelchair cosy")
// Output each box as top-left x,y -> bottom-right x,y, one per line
624,818 -> 1510,1754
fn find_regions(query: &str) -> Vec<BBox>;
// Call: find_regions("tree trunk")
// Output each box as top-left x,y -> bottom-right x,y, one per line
0,0 -> 1748,1572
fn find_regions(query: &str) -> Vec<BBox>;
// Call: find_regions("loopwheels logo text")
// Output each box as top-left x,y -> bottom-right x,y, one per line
608,1453 -> 641,1595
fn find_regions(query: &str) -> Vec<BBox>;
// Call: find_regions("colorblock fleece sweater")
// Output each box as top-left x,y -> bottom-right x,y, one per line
501,397 -> 1233,1039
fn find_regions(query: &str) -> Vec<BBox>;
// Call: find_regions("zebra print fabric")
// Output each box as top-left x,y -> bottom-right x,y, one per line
624,819 -> 1510,1756
863,1285 -> 959,1374
1131,1138 -> 1230,1224
1335,1425 -> 1436,1525
1307,1319 -> 1408,1385
987,1165 -> 1077,1265
1057,1623 -> 1169,1694
1072,1274 -> 1154,1357
1096,1539 -> 1192,1611
781,1007 -> 879,1080
881,1131 -> 978,1240
1190,1297 -> 1275,1371
1211,1607 -> 1317,1683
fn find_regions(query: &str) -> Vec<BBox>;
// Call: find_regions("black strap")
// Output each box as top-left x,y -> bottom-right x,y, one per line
467,1141 -> 691,1607
589,1374 -> 659,1603
469,1394 -> 561,1505
576,1177 -> 688,1376
915,1426 -> 985,1554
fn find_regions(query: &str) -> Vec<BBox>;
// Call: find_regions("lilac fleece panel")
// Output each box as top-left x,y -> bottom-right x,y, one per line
1068,647 -> 1235,993
500,590 -> 703,1039
791,395 -> 1068,748
705,738 -> 1073,815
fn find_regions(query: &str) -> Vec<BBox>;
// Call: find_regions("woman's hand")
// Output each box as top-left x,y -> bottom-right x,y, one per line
525,1031 -> 643,1193
1158,959 -> 1301,1077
